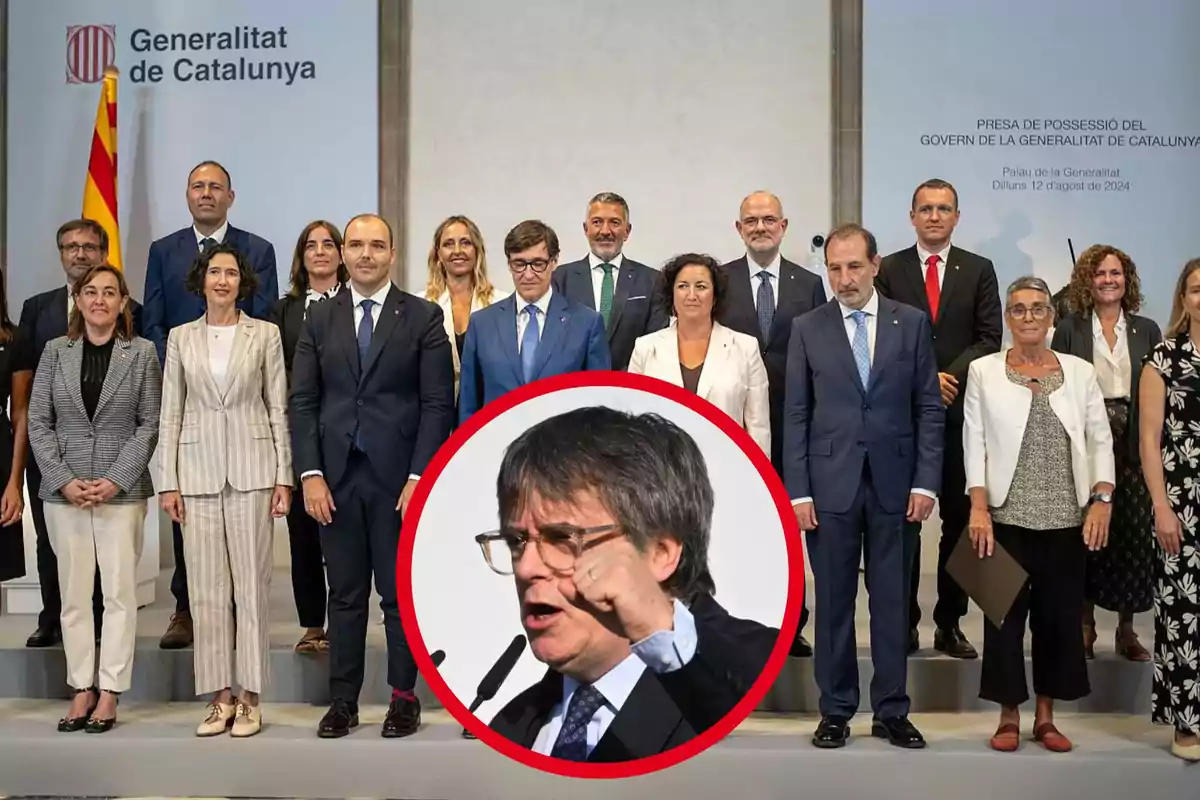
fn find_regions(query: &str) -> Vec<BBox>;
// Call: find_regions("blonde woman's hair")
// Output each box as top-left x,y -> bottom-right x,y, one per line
1167,258 -> 1200,337
424,215 -> 496,306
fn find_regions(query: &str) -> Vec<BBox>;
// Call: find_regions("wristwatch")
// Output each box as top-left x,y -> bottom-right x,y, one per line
1090,492 -> 1113,504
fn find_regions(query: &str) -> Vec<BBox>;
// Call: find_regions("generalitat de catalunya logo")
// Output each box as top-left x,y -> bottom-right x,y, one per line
66,24 -> 116,84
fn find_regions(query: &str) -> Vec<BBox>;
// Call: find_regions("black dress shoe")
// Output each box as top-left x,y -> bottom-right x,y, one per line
908,628 -> 919,655
381,695 -> 420,738
317,699 -> 359,738
871,715 -> 927,749
790,634 -> 813,658
812,715 -> 851,748
934,626 -> 978,659
27,625 -> 62,648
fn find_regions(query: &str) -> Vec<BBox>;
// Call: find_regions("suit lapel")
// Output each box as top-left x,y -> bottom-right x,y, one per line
695,323 -> 731,401
589,669 -> 687,762
724,258 -> 759,343
530,293 -> 569,381
191,322 -> 223,400
59,340 -> 90,421
567,263 -> 596,310
869,299 -> 901,391
330,292 -> 359,381
937,247 -> 967,324
769,260 -> 804,345
494,669 -> 562,750
825,302 -> 866,396
220,316 -> 255,399
93,338 -> 134,417
494,295 -> 523,384
607,262 -> 635,337
1078,315 -> 1097,363
48,287 -> 69,338
899,247 -> 931,318
360,286 -> 403,386
1127,316 -> 1149,369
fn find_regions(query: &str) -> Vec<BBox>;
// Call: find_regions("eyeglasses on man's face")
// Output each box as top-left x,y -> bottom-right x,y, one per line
508,258 -> 551,274
475,523 -> 626,575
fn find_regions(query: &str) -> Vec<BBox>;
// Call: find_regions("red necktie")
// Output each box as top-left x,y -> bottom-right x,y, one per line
924,254 -> 941,322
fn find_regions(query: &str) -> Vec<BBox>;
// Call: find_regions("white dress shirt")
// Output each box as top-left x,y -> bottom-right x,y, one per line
531,598 -> 699,758
194,221 -> 229,249
516,289 -> 554,353
1092,311 -> 1131,399
747,252 -> 782,311
793,289 -> 935,504
587,252 -> 624,310
206,322 -> 236,392
915,242 -> 951,290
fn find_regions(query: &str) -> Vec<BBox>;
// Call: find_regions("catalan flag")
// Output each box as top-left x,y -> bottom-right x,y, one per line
82,66 -> 121,270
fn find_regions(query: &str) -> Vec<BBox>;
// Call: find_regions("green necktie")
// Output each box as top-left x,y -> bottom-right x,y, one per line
599,263 -> 615,325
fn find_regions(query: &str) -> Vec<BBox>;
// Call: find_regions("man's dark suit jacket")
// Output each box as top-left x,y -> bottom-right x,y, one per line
18,285 -> 144,482
142,225 -> 278,363
716,256 -> 827,474
783,296 -> 944,513
1051,311 -> 1162,461
289,284 -> 455,497
551,256 -> 668,371
874,245 -> 1002,424
488,593 -> 777,762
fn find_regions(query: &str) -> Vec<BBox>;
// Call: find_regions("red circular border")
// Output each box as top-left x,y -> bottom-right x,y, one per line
397,370 -> 805,780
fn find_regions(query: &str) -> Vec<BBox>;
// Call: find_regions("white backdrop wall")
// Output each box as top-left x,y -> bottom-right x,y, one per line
6,0 -> 378,310
862,0 -> 1200,326
407,0 -> 833,295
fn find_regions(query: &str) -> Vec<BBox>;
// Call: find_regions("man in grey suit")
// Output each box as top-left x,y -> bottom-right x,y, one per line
550,192 -> 668,370
783,223 -> 943,750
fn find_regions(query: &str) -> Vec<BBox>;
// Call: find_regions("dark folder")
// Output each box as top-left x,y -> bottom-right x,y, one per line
946,527 -> 1029,628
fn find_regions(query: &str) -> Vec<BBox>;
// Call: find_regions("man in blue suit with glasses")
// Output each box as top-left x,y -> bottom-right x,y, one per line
458,220 -> 610,425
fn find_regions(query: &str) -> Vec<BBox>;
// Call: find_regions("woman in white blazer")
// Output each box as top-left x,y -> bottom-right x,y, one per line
628,253 -> 770,453
158,243 -> 291,739
962,275 -> 1114,755
423,215 -> 509,402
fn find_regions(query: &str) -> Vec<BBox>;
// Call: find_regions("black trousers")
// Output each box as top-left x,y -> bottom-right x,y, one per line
28,467 -> 102,631
322,450 -> 415,704
979,523 -> 1090,707
808,464 -> 915,719
907,421 -> 970,631
287,488 -> 327,629
169,519 -> 189,613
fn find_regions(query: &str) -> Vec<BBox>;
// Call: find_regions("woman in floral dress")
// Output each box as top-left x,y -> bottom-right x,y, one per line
1138,257 -> 1200,762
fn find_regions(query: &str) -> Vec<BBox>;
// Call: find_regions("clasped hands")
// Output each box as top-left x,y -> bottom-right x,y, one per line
61,478 -> 121,508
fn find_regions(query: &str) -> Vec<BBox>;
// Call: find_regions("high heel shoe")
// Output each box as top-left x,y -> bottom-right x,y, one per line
85,690 -> 120,734
58,686 -> 98,732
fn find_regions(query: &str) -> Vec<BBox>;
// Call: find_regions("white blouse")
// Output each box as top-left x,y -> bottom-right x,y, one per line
1092,312 -> 1131,399
206,323 -> 236,392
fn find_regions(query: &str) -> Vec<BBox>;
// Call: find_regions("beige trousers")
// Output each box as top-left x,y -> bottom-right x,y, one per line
45,500 -> 146,693
183,485 -> 273,695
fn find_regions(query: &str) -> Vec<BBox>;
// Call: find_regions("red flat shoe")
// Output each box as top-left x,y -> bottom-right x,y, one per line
1033,722 -> 1073,752
989,722 -> 1020,752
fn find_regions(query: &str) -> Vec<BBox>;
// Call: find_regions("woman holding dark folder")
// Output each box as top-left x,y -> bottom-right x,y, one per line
962,275 -> 1114,754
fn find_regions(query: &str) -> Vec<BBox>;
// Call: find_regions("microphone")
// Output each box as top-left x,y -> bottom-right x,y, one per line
461,634 -> 527,740
1067,237 -> 1077,264
429,649 -> 446,668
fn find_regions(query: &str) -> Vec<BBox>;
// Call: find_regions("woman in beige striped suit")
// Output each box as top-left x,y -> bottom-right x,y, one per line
423,215 -> 508,403
158,243 -> 291,738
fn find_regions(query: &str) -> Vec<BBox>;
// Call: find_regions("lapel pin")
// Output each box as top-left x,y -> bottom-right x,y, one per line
893,319 -> 899,325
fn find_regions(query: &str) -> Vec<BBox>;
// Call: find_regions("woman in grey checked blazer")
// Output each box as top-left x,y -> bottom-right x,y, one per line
27,264 -> 162,734
158,243 -> 291,739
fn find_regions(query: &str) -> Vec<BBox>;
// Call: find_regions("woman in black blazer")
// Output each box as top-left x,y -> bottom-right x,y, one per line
269,219 -> 348,654
0,268 -> 33,596
1050,244 -> 1161,662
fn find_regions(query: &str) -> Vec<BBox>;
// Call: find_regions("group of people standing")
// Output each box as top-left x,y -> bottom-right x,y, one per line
0,165 -> 1194,763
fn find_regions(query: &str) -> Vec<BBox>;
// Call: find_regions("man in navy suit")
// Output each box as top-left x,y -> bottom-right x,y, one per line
458,220 -> 610,425
141,160 -> 279,649
717,190 -> 827,657
550,192 -> 668,370
291,214 -> 455,739
783,223 -> 943,750
18,218 -> 143,648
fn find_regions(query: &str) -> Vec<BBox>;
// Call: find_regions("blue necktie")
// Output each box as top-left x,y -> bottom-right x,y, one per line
353,299 -> 376,450
756,271 -> 775,341
850,310 -> 871,389
520,304 -> 540,383
549,684 -> 606,761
